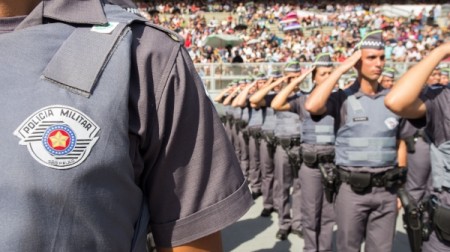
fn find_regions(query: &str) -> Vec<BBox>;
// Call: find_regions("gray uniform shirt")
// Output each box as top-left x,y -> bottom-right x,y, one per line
423,86 -> 450,145
324,83 -> 401,172
0,0 -> 251,249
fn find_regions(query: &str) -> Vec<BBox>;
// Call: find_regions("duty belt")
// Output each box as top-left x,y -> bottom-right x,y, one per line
276,137 -> 300,149
337,168 -> 407,193
301,151 -> 334,167
433,186 -> 450,193
248,127 -> 262,138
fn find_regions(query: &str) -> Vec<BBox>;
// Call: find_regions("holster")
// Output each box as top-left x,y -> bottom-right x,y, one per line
319,164 -> 338,203
287,148 -> 302,178
263,132 -> 276,159
398,188 -> 424,252
429,196 -> 450,244
404,136 -> 416,154
234,120 -> 241,133
243,130 -> 250,145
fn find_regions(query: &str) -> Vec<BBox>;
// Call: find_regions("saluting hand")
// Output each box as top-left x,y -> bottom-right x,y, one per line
339,50 -> 362,73
301,66 -> 316,75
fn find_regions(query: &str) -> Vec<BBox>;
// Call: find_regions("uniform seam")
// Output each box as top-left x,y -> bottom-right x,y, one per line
154,45 -> 181,112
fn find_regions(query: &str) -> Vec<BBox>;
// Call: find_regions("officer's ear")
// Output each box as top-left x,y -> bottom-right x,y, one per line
355,59 -> 362,71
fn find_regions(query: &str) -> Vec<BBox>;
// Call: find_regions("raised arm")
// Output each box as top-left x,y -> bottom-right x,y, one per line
271,68 -> 315,111
222,87 -> 239,106
249,76 -> 288,107
232,82 -> 256,107
305,51 -> 361,115
214,87 -> 232,103
385,42 -> 450,119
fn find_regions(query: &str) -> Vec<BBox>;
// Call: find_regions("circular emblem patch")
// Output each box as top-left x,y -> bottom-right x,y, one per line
13,105 -> 100,169
42,125 -> 77,156
384,117 -> 399,130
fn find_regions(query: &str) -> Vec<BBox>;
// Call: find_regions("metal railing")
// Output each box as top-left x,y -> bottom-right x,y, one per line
195,62 -> 415,95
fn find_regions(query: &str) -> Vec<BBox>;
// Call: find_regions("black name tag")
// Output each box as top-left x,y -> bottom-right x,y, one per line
353,117 -> 368,122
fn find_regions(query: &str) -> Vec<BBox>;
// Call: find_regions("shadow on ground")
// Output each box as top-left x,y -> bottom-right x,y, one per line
253,240 -> 293,252
222,215 -> 273,251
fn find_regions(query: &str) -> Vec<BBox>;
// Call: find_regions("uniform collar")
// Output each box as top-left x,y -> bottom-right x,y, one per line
16,0 -> 108,30
347,80 -> 386,98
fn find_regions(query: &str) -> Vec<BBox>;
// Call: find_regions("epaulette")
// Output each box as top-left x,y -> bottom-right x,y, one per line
144,22 -> 184,44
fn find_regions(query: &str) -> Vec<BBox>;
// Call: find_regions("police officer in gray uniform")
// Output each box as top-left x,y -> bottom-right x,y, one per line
233,77 -> 263,197
271,61 -> 307,240
232,79 -> 254,180
306,31 -> 407,252
252,65 -> 303,239
386,42 -> 450,252
441,67 -> 449,86
0,1 -> 252,251
380,67 -> 396,90
217,81 -> 239,144
400,68 -> 444,204
250,71 -> 285,214
272,54 -> 336,252
401,119 -> 432,203
223,81 -> 246,176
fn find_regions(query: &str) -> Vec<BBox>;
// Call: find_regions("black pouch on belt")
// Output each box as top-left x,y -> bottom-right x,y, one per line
349,172 -> 371,193
432,203 -> 450,243
280,138 -> 291,150
302,151 -> 317,167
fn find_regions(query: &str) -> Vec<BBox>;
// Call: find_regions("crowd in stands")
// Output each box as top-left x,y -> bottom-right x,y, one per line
134,1 -> 450,64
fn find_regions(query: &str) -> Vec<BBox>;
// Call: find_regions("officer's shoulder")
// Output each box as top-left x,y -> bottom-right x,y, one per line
141,22 -> 184,45
104,5 -> 184,46
127,20 -> 184,48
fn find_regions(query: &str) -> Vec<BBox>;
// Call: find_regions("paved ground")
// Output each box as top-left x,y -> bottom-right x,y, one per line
222,193 -> 411,252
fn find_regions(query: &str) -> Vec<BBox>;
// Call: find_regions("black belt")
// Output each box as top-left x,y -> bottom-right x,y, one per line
337,168 -> 406,191
248,127 -> 261,134
276,137 -> 300,148
338,169 -> 387,187
434,187 -> 450,193
301,151 -> 335,167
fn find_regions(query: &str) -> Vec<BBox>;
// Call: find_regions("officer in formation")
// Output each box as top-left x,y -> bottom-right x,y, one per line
305,31 -> 407,252
271,53 -> 336,252
380,67 -> 396,90
0,0 -> 253,251
249,70 -> 284,215
401,64 -> 448,205
342,74 -> 357,90
232,76 -> 267,197
440,66 -> 449,86
252,63 -> 307,240
385,41 -> 450,251
221,80 -> 249,178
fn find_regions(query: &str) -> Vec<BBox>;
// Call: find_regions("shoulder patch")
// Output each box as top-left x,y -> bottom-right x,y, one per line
14,105 -> 100,170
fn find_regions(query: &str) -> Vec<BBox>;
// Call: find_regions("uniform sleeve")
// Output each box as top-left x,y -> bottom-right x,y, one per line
264,93 -> 276,107
325,91 -> 344,119
288,96 -> 301,114
130,26 -> 252,247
